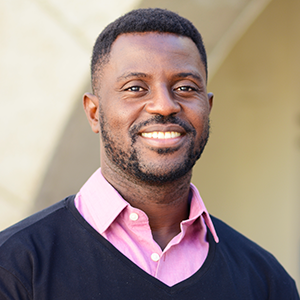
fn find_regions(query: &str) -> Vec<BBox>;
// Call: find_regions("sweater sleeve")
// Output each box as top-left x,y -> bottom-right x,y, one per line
0,267 -> 31,300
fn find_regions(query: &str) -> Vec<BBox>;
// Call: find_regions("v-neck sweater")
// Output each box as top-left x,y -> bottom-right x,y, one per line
0,196 -> 298,299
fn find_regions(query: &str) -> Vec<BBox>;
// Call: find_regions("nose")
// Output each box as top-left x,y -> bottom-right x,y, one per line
145,86 -> 181,116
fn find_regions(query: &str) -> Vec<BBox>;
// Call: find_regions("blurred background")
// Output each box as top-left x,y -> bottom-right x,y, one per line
0,0 -> 299,288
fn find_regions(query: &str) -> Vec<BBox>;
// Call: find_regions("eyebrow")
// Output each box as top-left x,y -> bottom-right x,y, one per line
175,72 -> 204,83
117,72 -> 148,82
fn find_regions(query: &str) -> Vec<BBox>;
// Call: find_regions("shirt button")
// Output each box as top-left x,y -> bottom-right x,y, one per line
151,253 -> 160,262
129,213 -> 139,221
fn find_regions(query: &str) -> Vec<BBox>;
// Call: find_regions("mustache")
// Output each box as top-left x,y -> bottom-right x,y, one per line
129,115 -> 196,138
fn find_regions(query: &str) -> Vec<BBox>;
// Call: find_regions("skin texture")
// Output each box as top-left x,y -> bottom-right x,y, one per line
84,33 -> 213,249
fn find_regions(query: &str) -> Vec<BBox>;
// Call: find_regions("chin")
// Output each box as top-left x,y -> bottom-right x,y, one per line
127,159 -> 195,184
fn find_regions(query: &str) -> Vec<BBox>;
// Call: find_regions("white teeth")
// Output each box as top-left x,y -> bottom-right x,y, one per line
165,132 -> 171,139
158,132 -> 164,139
141,131 -> 181,139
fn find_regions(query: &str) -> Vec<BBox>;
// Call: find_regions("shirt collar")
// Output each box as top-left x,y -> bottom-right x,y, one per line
189,183 -> 219,243
77,168 -> 128,234
77,168 -> 219,243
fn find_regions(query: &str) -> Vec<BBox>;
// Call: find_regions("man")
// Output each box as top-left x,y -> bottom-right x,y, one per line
0,8 -> 298,299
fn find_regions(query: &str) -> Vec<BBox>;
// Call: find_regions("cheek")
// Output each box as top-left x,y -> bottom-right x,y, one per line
184,103 -> 209,130
100,100 -> 142,137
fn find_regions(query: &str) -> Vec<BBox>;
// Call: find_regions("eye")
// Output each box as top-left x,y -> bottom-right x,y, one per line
175,86 -> 198,92
125,86 -> 145,92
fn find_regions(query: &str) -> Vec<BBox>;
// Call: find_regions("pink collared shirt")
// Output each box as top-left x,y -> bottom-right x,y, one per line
75,169 -> 219,286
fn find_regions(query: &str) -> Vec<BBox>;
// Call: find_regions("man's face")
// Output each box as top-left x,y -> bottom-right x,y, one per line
94,32 -> 213,183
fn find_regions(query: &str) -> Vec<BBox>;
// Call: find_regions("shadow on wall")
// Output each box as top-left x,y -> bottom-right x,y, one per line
33,84 -> 100,212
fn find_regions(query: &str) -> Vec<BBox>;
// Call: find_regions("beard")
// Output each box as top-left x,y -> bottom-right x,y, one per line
99,109 -> 210,184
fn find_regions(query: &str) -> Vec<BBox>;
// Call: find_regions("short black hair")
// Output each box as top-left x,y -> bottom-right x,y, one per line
91,8 -> 207,93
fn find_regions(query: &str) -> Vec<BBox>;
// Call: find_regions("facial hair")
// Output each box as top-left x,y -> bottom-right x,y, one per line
99,108 -> 210,184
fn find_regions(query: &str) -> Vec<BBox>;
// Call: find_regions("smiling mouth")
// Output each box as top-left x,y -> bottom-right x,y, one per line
140,131 -> 182,139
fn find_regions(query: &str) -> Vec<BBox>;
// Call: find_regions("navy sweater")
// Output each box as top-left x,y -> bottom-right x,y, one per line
0,195 -> 299,299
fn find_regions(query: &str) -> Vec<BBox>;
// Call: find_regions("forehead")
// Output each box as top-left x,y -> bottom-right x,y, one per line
102,32 -> 206,82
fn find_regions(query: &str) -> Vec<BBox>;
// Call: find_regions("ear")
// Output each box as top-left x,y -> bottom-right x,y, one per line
207,92 -> 214,113
83,92 -> 100,133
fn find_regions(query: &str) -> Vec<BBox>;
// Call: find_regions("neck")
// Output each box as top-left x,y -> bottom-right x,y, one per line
101,163 -> 192,250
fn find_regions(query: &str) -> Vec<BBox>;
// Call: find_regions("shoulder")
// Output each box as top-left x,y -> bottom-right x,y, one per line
0,195 -> 78,268
0,195 -> 75,248
0,195 -> 77,298
211,215 -> 284,269
210,216 -> 299,298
